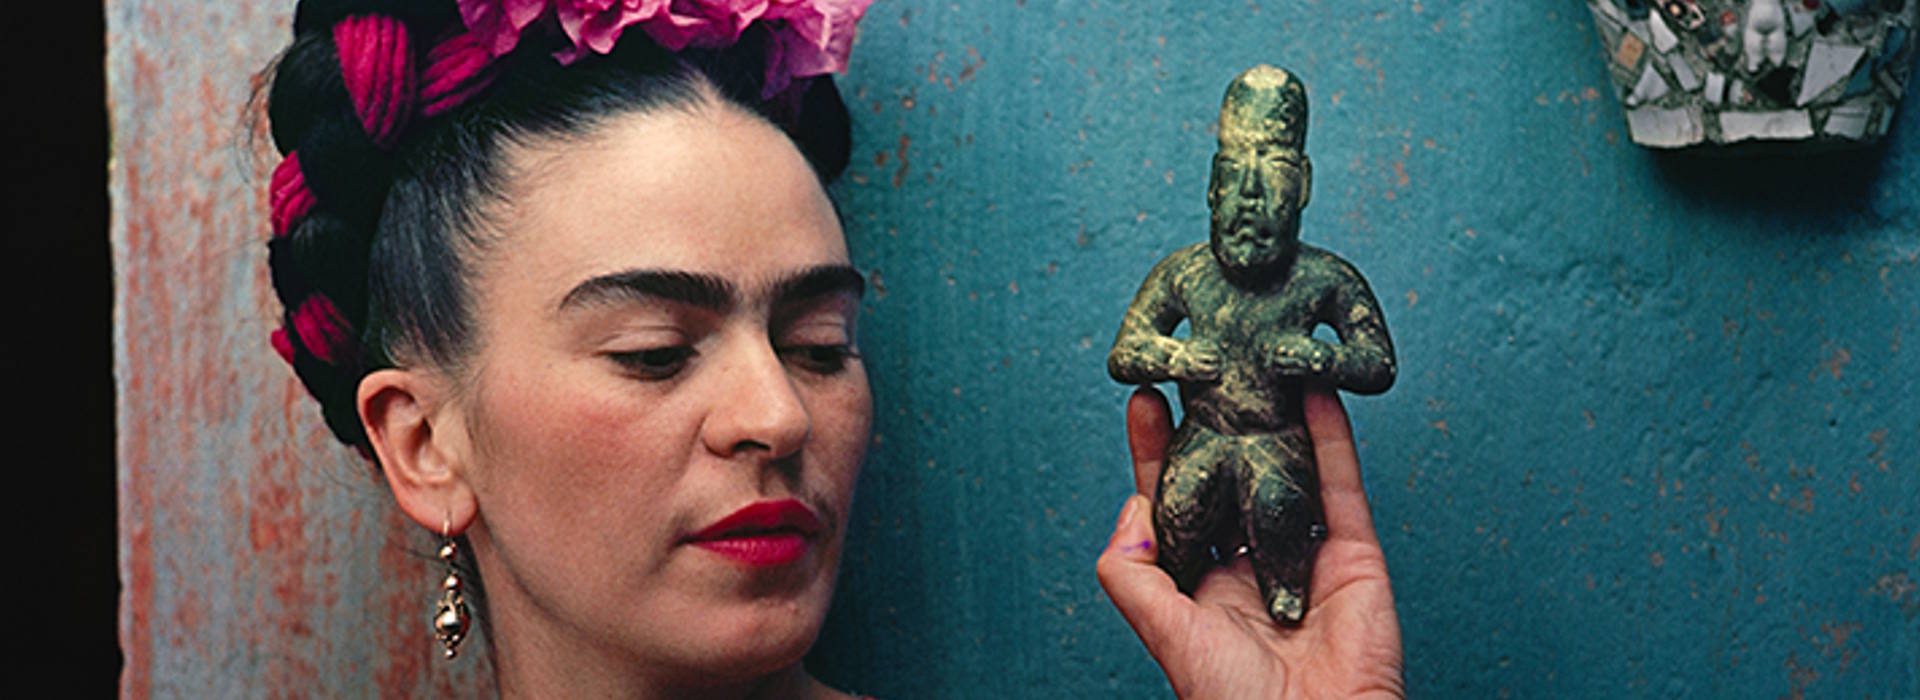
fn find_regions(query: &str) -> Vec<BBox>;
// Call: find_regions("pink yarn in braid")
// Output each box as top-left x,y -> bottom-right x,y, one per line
269,152 -> 317,237
270,329 -> 296,366
421,30 -> 498,118
333,15 -> 417,148
292,294 -> 355,365
271,20 -> 509,375
274,25 -> 497,242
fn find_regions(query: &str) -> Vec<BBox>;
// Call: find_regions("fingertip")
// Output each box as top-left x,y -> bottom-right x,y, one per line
1120,495 -> 1154,554
1305,387 -> 1379,542
1127,387 -> 1174,496
1119,494 -> 1146,528
1098,497 -> 1147,583
1303,387 -> 1354,449
1098,495 -> 1150,553
1127,386 -> 1172,432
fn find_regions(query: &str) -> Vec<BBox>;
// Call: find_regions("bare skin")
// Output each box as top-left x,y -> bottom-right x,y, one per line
1097,387 -> 1405,699
359,94 -> 869,699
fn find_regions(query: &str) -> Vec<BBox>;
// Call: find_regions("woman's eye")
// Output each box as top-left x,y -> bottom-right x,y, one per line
608,346 -> 694,379
779,344 -> 859,375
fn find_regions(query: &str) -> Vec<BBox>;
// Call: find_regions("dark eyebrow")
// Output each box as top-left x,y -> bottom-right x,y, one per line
558,269 -> 736,313
764,264 -> 865,307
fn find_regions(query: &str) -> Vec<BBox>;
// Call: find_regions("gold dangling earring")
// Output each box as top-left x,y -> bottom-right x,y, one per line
433,518 -> 471,659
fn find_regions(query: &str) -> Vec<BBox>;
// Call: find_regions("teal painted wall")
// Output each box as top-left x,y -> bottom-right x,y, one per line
110,1 -> 1914,697
813,2 -> 1917,697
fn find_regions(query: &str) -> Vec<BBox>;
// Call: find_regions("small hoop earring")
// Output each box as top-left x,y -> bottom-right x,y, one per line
433,518 -> 472,659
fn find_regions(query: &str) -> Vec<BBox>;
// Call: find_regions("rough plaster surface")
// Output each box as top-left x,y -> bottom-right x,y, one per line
115,1 -> 1915,698
815,2 -> 1917,698
110,3 -> 494,697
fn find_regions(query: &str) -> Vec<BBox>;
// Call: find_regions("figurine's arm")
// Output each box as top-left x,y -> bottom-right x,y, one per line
1269,256 -> 1397,394
1108,252 -> 1219,384
1324,268 -> 1396,394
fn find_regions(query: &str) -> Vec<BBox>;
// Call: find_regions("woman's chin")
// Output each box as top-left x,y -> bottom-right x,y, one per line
670,542 -> 842,667
656,613 -> 823,687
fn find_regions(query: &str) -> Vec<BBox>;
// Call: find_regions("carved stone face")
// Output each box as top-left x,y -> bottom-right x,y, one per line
1208,65 -> 1313,277
1208,145 -> 1308,274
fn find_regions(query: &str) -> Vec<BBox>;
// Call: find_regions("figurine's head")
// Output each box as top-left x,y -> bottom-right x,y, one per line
1209,65 -> 1313,277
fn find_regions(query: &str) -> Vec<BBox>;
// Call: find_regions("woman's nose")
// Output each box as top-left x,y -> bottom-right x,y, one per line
700,341 -> 811,460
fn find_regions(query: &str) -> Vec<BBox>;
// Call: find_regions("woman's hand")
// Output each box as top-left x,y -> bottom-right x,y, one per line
1096,387 -> 1406,699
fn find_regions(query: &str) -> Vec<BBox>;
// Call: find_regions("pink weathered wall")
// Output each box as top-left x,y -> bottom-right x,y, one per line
110,2 -> 492,696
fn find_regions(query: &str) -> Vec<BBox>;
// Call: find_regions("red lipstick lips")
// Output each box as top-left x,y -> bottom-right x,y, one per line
686,499 -> 822,567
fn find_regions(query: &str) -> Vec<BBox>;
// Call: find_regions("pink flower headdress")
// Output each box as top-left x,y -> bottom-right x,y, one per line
458,0 -> 872,98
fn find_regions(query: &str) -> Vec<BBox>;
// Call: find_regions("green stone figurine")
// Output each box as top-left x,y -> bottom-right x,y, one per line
1107,65 -> 1396,624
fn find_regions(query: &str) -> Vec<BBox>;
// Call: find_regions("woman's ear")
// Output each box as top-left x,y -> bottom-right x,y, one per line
359,368 -> 478,535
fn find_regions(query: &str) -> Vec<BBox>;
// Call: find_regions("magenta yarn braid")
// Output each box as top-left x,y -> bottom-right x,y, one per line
260,1 -> 860,452
421,30 -> 497,118
333,15 -> 417,148
269,152 -> 317,237
269,13 -> 499,375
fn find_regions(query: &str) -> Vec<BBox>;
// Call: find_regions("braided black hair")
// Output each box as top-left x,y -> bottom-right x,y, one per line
261,0 -> 854,452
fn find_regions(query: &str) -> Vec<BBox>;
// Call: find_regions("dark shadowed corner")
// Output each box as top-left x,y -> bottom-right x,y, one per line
3,2 -> 118,695
1647,141 -> 1893,218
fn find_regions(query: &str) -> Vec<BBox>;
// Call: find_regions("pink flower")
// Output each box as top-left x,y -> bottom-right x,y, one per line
759,0 -> 869,97
554,0 -> 670,64
640,0 -> 769,52
456,0 -> 871,94
458,0 -> 550,57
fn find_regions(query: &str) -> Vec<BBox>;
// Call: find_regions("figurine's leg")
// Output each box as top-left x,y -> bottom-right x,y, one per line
1155,421 -> 1233,594
1240,428 -> 1325,624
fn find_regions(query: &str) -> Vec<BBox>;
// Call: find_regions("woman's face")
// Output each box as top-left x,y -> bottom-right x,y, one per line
449,97 -> 870,683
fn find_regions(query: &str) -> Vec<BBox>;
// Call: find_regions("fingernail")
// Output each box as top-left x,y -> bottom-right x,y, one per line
1116,496 -> 1142,531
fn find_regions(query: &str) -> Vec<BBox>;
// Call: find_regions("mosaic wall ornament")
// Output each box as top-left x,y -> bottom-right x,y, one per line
1586,0 -> 1918,149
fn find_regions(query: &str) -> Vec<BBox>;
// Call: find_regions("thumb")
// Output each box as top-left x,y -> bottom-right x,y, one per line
1097,497 -> 1194,666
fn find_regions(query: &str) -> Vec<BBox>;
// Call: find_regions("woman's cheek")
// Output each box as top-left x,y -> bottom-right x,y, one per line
830,371 -> 874,474
486,365 -> 668,485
